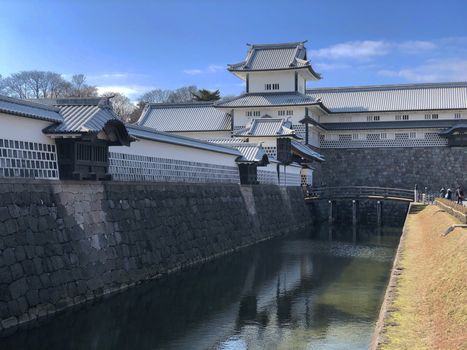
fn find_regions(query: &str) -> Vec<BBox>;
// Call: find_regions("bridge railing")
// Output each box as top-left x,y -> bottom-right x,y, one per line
304,186 -> 415,201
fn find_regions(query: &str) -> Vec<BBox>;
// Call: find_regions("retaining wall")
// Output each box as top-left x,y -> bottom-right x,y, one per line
0,180 -> 312,334
319,147 -> 467,191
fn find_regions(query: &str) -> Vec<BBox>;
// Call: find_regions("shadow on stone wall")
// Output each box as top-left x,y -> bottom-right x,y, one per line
0,180 -> 312,336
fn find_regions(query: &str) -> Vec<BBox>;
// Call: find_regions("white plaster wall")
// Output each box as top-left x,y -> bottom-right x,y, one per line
109,138 -> 238,167
249,71 -> 296,93
233,107 -> 307,128
297,76 -> 305,93
322,110 -> 467,123
300,168 -> 313,185
279,163 -> 302,186
0,112 -> 56,145
309,128 -> 320,147
246,137 -> 277,148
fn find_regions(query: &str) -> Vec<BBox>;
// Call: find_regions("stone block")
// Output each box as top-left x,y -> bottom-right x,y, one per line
9,278 -> 28,299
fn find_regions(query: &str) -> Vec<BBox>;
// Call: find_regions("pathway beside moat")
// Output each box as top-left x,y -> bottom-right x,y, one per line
372,204 -> 467,350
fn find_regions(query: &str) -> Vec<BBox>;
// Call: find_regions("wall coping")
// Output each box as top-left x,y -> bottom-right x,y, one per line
434,199 -> 467,224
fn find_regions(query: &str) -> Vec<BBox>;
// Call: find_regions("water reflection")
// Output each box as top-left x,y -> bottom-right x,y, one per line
0,224 -> 400,350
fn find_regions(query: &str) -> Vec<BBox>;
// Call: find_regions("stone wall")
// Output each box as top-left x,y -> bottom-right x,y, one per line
319,147 -> 467,191
0,180 -> 312,335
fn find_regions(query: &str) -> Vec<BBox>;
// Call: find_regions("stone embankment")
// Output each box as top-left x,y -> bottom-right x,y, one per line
0,180 -> 312,335
372,204 -> 467,350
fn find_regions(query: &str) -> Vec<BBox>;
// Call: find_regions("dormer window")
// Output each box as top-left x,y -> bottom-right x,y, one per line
265,83 -> 280,91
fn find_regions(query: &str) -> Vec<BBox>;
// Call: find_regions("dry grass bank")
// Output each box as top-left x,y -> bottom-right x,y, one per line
377,205 -> 467,350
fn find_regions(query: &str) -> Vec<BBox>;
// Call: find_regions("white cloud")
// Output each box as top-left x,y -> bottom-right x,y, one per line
395,40 -> 437,52
378,59 -> 467,82
207,64 -> 224,73
98,73 -> 128,79
183,69 -> 203,75
315,62 -> 351,71
311,41 -> 390,60
310,39 -> 437,60
97,85 -> 156,99
183,64 -> 225,75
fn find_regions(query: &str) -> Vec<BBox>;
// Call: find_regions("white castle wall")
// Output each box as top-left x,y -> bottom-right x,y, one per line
0,112 -> 59,179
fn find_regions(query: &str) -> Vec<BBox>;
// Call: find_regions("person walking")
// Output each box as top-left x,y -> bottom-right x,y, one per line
456,187 -> 464,205
446,188 -> 452,200
440,187 -> 446,199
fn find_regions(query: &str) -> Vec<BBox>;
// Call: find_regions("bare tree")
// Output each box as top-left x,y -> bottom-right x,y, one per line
167,85 -> 199,103
139,89 -> 172,103
102,92 -> 136,123
0,70 -> 97,99
70,74 -> 98,97
47,73 -> 72,98
71,74 -> 86,91
0,74 -> 5,95
128,101 -> 146,124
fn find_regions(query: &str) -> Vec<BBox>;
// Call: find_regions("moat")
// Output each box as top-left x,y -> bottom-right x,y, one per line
0,223 -> 401,350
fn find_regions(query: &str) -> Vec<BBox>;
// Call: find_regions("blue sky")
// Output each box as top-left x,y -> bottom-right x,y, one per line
1,0 -> 467,100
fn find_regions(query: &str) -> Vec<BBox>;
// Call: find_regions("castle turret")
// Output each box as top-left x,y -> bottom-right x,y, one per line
227,41 -> 321,94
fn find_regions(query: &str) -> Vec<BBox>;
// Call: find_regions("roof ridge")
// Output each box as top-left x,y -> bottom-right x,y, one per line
35,97 -> 108,106
248,41 -> 307,49
148,101 -> 215,108
0,95 -> 60,112
126,123 -> 242,153
306,81 -> 467,92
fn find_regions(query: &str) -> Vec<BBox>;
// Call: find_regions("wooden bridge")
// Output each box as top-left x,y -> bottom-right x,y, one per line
304,186 -> 416,203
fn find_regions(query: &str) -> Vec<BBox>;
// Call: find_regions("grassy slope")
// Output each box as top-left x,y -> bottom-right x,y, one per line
379,205 -> 467,350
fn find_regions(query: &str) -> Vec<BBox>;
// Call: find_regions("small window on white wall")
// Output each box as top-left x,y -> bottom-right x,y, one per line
265,83 -> 279,90
286,110 -> 293,116
409,132 -> 417,139
246,111 -> 260,117
396,114 -> 409,120
454,113 -> 461,119
278,110 -> 286,116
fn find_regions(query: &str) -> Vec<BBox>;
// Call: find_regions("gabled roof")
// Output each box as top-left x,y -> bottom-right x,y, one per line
291,140 -> 325,162
0,95 -> 63,123
215,92 -> 328,110
307,82 -> 467,113
37,98 -> 121,134
228,41 -> 321,79
125,124 -> 241,157
207,139 -> 269,164
137,101 -> 231,132
234,118 -> 300,138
